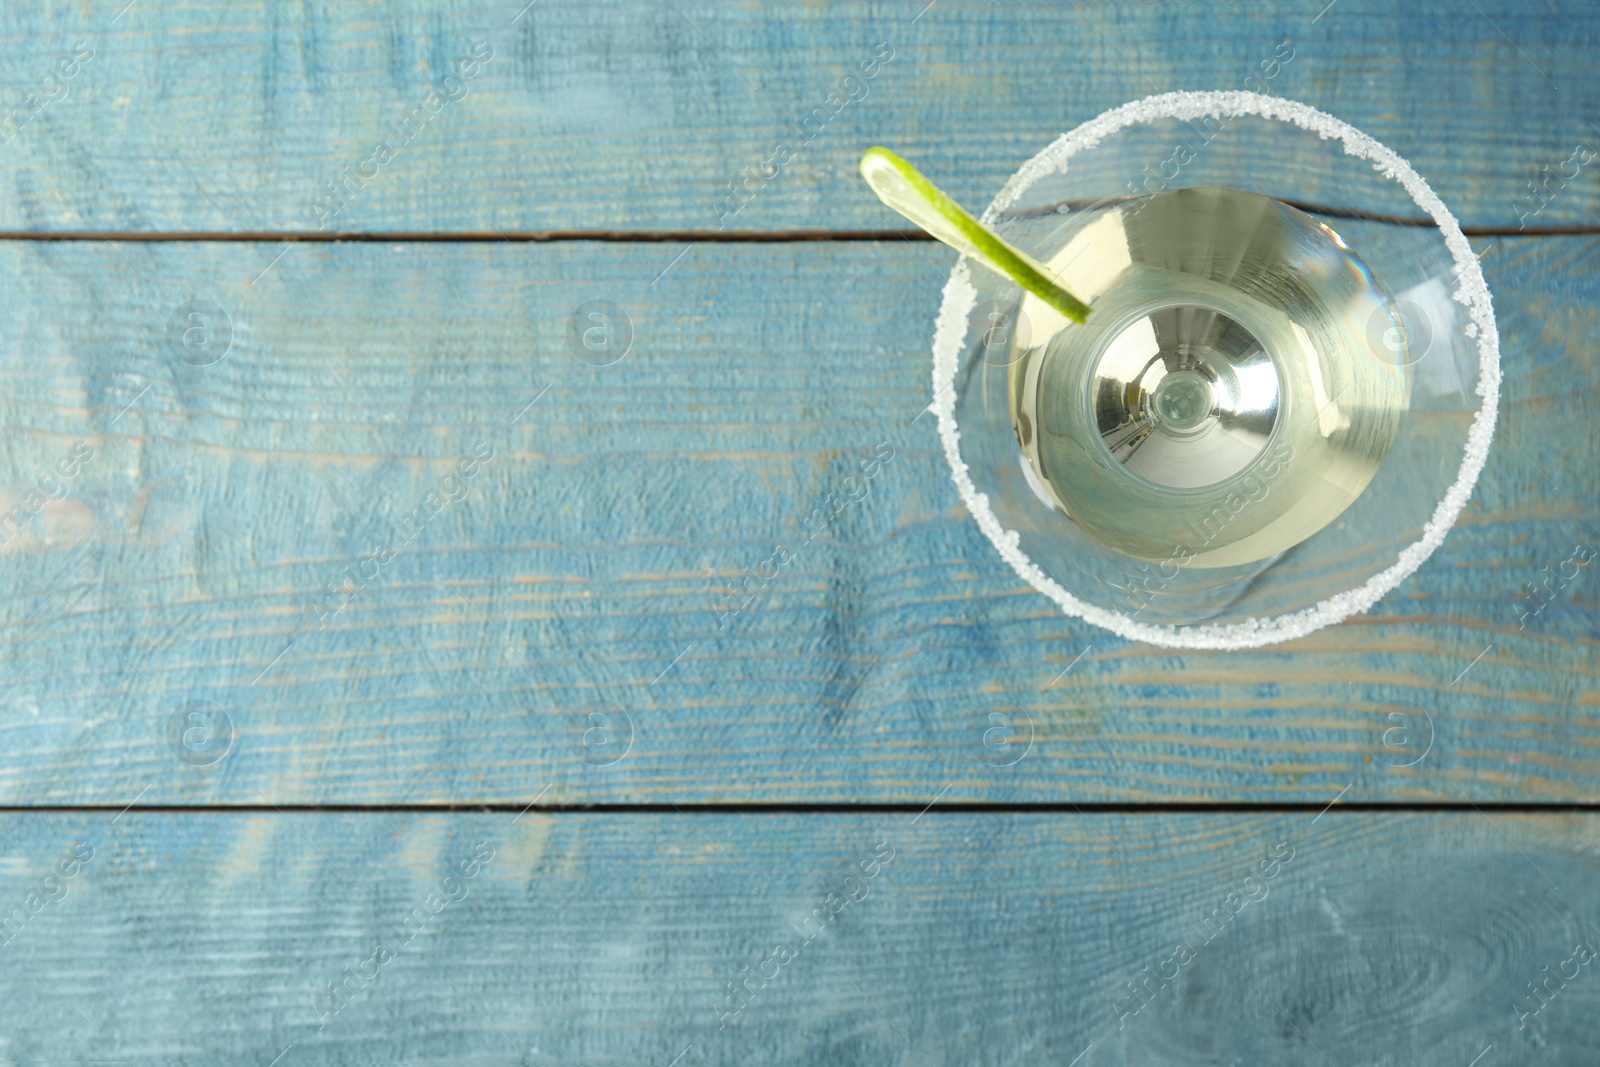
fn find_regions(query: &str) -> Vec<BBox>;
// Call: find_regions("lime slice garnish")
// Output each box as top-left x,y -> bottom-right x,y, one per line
860,146 -> 1091,324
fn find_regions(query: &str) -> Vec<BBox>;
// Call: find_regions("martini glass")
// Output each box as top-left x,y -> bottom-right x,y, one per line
864,91 -> 1499,650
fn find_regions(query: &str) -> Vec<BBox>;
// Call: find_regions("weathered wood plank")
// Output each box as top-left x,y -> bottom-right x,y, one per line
0,236 -> 1593,805
0,811 -> 1595,1063
0,0 -> 1595,232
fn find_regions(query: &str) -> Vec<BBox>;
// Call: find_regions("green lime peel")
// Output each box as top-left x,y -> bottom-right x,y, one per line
859,146 -> 1091,324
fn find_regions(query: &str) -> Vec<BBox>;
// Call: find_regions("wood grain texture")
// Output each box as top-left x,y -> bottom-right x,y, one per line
0,0 -> 1596,233
0,811 -> 1593,1064
0,4 -> 1593,1060
0,235 -> 1592,805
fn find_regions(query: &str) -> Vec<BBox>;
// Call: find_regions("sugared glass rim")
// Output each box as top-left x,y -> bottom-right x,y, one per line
930,90 -> 1501,650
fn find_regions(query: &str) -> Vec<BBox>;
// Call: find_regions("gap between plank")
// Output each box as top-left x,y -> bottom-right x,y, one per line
0,221 -> 1591,243
1,801 -> 1599,815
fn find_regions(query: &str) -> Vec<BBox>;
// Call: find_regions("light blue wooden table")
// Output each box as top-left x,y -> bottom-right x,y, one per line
0,1 -> 1597,1062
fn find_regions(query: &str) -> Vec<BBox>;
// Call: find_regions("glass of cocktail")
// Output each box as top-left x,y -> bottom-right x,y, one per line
864,91 -> 1499,650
